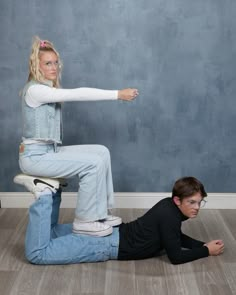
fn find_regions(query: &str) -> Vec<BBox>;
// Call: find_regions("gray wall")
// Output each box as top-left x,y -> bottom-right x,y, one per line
1,0 -> 236,192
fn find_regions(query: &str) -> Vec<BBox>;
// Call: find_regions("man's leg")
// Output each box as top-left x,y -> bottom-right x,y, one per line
14,174 -> 119,264
26,194 -> 119,264
50,188 -> 73,239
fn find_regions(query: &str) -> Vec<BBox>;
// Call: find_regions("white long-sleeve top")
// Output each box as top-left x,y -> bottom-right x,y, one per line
25,84 -> 118,108
23,82 -> 118,144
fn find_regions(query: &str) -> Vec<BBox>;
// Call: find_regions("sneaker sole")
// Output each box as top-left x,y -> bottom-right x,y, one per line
72,226 -> 113,237
102,219 -> 122,227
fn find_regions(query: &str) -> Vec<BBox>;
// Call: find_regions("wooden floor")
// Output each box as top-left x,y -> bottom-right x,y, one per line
0,207 -> 236,295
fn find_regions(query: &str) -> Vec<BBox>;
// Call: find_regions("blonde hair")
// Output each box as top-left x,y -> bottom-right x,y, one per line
28,36 -> 62,88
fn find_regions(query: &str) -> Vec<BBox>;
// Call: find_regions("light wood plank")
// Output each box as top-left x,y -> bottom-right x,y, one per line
0,207 -> 235,295
0,271 -> 18,295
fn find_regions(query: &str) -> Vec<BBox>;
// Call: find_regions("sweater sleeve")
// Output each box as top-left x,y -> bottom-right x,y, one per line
159,220 -> 209,264
25,84 -> 118,107
180,233 -> 205,249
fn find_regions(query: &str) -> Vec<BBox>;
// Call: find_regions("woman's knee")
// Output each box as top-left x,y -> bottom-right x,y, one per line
96,145 -> 110,156
97,145 -> 111,164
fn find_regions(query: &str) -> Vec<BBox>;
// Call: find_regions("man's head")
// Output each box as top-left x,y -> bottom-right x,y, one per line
172,177 -> 207,218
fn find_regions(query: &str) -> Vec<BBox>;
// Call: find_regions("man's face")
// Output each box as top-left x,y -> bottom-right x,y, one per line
174,192 -> 206,218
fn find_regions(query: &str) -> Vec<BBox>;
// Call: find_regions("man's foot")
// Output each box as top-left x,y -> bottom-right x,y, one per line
101,215 -> 122,227
13,174 -> 60,194
58,178 -> 68,188
72,220 -> 113,237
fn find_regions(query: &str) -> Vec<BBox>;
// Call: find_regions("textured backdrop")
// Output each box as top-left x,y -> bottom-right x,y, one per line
1,0 -> 236,192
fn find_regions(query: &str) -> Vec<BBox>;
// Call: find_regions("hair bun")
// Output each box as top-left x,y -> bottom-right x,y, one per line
40,40 -> 46,48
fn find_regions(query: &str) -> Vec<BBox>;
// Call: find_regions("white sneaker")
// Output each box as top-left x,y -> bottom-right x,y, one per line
101,215 -> 122,227
13,174 -> 60,194
72,220 -> 113,237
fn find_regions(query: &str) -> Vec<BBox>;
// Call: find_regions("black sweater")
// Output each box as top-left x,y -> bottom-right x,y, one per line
118,197 -> 209,264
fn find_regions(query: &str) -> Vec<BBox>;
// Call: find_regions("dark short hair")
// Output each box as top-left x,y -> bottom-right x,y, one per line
172,177 -> 207,200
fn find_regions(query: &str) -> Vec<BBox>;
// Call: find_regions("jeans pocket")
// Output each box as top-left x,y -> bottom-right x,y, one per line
21,149 -> 47,159
19,151 -> 47,174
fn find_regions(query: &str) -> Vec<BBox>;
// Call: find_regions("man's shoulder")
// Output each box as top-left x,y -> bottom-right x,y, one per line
158,197 -> 173,208
158,198 -> 181,221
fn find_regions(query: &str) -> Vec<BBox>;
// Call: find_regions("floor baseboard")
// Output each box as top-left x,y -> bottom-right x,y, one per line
0,192 -> 236,209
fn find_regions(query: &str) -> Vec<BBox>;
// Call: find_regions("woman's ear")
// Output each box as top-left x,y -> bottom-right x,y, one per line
173,196 -> 181,206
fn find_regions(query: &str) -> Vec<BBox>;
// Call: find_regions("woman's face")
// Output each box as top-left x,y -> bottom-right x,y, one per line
39,51 -> 59,81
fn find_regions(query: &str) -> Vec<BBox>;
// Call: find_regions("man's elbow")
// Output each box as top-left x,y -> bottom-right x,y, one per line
168,255 -> 184,265
170,259 -> 182,265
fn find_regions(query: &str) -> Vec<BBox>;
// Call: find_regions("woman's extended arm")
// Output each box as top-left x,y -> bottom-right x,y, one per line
26,84 -> 138,107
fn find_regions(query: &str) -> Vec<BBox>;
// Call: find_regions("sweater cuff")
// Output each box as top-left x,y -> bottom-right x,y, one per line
202,245 -> 209,256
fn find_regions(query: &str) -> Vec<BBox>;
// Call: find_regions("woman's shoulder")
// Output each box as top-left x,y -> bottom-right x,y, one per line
23,80 -> 53,96
21,80 -> 37,97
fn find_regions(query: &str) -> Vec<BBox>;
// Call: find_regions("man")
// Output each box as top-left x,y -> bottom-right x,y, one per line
14,175 -> 224,264
118,176 -> 224,264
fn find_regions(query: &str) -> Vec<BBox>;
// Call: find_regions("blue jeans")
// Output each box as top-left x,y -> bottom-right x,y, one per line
19,143 -> 114,221
25,190 -> 119,265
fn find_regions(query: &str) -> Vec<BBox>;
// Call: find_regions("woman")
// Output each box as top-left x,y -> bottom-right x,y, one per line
18,36 -> 139,237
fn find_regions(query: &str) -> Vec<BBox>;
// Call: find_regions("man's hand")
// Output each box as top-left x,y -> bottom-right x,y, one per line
118,88 -> 139,101
204,240 -> 224,256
